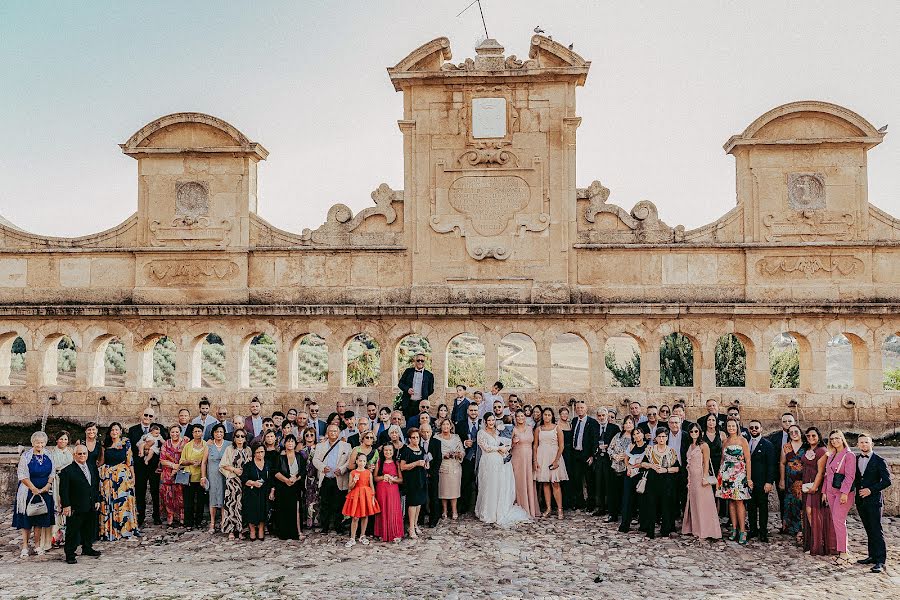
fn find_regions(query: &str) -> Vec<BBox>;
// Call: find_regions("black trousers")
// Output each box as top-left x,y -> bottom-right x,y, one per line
857,499 -> 887,563
427,473 -> 441,526
592,455 -> 612,513
607,470 -> 624,519
568,454 -> 592,509
134,463 -> 160,524
459,458 -> 476,513
618,474 -> 639,532
673,471 -> 688,518
640,473 -> 675,537
775,486 -> 787,529
747,484 -> 770,536
319,478 -> 346,532
64,510 -> 97,559
182,482 -> 206,528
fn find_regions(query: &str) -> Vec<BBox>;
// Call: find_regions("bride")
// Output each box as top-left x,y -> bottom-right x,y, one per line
475,414 -> 531,527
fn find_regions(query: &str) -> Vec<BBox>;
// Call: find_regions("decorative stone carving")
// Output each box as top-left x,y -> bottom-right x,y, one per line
578,180 -> 685,243
756,255 -> 864,278
440,58 -> 475,71
458,142 -> 519,167
440,40 -> 539,72
762,210 -> 855,242
149,218 -> 233,247
145,259 -> 240,286
300,184 -> 400,245
175,181 -> 209,226
787,173 -> 825,211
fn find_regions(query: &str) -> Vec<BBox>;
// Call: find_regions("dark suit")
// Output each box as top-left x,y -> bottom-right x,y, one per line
855,452 -> 891,564
456,418 -> 480,513
450,397 -> 471,424
127,422 -> 166,525
406,412 -> 432,431
421,437 -> 443,527
59,461 -> 100,560
637,420 -> 669,440
591,421 -> 620,514
667,429 -> 691,516
747,436 -> 778,539
569,415 -> 599,509
397,367 -> 435,419
766,429 -> 790,521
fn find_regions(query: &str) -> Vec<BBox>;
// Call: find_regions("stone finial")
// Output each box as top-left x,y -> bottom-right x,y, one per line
474,38 -> 506,71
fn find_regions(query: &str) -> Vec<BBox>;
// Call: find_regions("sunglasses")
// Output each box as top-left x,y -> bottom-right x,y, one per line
218,412 -> 227,416
415,359 -> 425,363
143,413 -> 154,418
74,451 -> 88,455
749,426 -> 761,429
806,433 -> 817,438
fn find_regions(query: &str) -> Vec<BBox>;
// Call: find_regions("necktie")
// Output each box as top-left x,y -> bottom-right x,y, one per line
751,438 -> 758,453
143,427 -> 148,434
573,418 -> 582,450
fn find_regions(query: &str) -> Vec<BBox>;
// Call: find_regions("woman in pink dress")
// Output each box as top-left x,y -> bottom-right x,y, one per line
682,423 -> 721,540
824,430 -> 856,562
801,427 -> 836,556
374,444 -> 404,542
510,409 -> 539,517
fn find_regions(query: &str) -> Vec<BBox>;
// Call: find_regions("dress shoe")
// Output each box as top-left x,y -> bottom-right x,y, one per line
857,557 -> 875,565
606,516 -> 618,523
65,557 -> 77,564
759,534 -> 769,543
870,563 -> 884,573
153,518 -> 162,526
82,550 -> 102,557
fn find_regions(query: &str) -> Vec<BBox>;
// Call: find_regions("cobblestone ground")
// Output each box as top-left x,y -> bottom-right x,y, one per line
0,510 -> 896,600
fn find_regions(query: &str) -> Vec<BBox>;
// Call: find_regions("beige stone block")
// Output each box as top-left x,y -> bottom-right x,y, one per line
25,256 -> 58,287
183,157 -> 210,173
0,258 -> 27,288
139,157 -> 185,175
378,255 -> 405,287
716,253 -> 746,284
301,255 -> 326,285
662,254 -> 688,285
59,258 -> 91,288
687,254 -> 717,284
324,255 -> 351,287
248,256 -> 276,287
91,257 -> 133,287
274,257 -> 303,287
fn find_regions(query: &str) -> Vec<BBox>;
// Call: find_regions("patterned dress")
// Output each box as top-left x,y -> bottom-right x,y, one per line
299,445 -> 319,529
99,440 -> 139,540
715,444 -> 750,501
221,446 -> 251,534
159,438 -> 185,523
782,443 -> 804,535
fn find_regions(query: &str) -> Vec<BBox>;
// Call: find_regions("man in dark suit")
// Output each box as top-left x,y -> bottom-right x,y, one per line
726,406 -> 751,440
59,444 -> 102,564
569,400 -> 599,510
637,405 -> 668,439
766,412 -> 796,528
855,434 -> 891,573
666,415 -> 691,517
696,398 -> 727,432
746,420 -> 778,541
418,423 -> 443,527
456,402 -> 481,514
397,353 -> 434,419
127,406 -> 166,526
307,402 -> 326,441
405,399 -> 432,430
590,407 -> 620,517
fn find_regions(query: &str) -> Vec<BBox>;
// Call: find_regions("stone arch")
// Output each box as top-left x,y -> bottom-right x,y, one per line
0,326 -> 30,387
825,331 -> 868,390
243,332 -> 278,389
343,332 -> 381,388
291,333 -> 329,390
143,334 -> 176,389
550,331 -> 590,392
498,332 -> 537,390
768,330 -> 810,390
187,332 -> 226,390
882,332 -> 900,391
603,331 -> 643,389
446,331 -> 486,389
659,332 -> 698,388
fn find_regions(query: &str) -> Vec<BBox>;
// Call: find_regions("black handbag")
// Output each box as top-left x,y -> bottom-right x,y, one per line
830,452 -> 848,490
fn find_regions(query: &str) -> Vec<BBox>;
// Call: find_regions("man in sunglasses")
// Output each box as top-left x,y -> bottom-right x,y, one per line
203,407 -> 235,441
127,406 -> 167,527
59,444 -> 102,564
397,353 -> 434,420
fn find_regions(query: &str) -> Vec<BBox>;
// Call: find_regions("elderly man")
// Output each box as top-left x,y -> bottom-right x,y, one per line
697,398 -> 726,432
397,353 -> 435,419
127,406 -> 166,526
591,407 -> 620,517
176,408 -> 191,437
667,415 -> 690,516
628,400 -> 647,424
569,400 -> 599,510
405,399 -> 432,430
204,406 -> 235,441
59,444 -> 102,564
377,410 -> 406,446
418,423 -> 443,527
312,424 -> 352,534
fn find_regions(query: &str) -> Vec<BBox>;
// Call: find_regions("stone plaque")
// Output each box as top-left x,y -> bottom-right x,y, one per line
448,175 -> 529,236
787,173 -> 825,210
176,181 -> 210,222
472,97 -> 506,138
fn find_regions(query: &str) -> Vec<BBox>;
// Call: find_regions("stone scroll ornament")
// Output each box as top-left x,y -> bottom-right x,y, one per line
756,256 -> 864,279
431,175 -> 549,260
299,184 -> 399,245
579,180 -> 685,243
145,259 -> 239,286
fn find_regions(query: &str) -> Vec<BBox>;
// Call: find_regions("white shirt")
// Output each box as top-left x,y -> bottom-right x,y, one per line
191,414 -> 216,429
573,416 -> 586,451
667,430 -> 683,453
750,435 -> 761,453
411,369 -> 425,401
480,393 -> 503,418
858,452 -> 871,475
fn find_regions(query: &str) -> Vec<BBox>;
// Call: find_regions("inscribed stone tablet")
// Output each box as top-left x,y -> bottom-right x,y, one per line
472,98 -> 506,138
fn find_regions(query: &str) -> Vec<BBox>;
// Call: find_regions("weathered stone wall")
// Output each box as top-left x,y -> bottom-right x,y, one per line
0,34 -> 897,435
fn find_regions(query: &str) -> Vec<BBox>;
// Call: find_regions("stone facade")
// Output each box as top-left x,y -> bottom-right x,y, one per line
0,35 -> 898,435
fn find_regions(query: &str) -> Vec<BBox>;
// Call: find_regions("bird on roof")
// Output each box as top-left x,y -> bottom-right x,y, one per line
568,43 -> 574,50
877,124 -> 888,133
534,25 -> 545,34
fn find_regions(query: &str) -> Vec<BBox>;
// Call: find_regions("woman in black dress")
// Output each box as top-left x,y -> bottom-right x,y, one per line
558,407 -> 574,509
702,415 -> 726,517
273,435 -> 304,540
241,444 -> 272,541
618,427 -> 648,533
399,428 -> 427,539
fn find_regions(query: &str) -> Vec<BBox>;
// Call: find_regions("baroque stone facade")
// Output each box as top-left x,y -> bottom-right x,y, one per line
0,35 -> 898,435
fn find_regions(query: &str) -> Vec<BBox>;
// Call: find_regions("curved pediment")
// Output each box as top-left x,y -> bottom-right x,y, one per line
389,37 -> 452,73
120,112 -> 268,159
725,101 -> 885,153
528,35 -> 588,68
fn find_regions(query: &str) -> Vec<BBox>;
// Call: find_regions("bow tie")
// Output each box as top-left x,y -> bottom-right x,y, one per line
860,453 -> 871,458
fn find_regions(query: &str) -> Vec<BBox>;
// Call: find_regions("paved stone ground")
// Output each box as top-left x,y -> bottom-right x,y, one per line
0,510 -> 896,600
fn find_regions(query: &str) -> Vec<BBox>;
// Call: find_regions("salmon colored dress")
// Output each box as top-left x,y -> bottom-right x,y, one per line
342,469 -> 381,518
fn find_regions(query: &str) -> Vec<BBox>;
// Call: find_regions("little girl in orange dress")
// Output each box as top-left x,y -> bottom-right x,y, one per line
342,453 -> 381,547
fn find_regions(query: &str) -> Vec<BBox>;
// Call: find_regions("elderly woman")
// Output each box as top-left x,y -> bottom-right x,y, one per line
436,417 -> 464,519
14,431 -> 56,558
99,422 -> 139,540
179,423 -> 209,530
158,424 -> 185,526
220,427 -> 251,540
205,423 -> 231,534
298,426 -> 319,530
45,430 -> 73,548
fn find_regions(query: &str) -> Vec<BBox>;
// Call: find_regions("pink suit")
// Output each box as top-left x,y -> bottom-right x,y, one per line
824,448 -> 856,553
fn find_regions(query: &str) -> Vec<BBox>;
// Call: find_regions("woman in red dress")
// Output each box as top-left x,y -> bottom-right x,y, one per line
342,453 -> 380,547
374,444 -> 404,542
801,427 -> 837,556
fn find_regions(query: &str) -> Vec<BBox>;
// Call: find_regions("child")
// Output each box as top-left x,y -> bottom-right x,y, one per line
374,444 -> 404,542
138,423 -> 163,465
342,453 -> 380,547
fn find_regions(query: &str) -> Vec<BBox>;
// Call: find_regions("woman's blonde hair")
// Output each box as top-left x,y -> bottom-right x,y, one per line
828,429 -> 849,452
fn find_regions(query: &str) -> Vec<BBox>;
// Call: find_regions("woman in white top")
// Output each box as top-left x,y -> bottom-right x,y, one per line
475,414 -> 530,528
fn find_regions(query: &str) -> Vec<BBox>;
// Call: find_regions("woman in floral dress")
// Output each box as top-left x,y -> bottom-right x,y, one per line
158,425 -> 185,526
99,422 -> 139,540
298,426 -> 320,530
715,418 -> 752,544
779,424 -> 804,539
220,429 -> 251,540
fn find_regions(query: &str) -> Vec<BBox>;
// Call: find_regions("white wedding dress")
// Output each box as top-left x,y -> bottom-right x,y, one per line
475,430 -> 531,528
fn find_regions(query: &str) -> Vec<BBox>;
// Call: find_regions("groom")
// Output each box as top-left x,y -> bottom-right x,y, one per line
456,402 -> 481,514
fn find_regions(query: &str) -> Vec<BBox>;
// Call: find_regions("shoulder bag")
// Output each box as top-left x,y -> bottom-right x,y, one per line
830,451 -> 848,490
26,493 -> 48,517
174,468 -> 191,485
635,471 -> 649,494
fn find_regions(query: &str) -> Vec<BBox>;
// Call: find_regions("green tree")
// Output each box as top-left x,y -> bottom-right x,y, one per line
883,367 -> 900,390
152,337 -> 177,388
715,334 -> 746,387
605,348 -> 640,387
770,346 -> 800,388
660,333 -> 693,387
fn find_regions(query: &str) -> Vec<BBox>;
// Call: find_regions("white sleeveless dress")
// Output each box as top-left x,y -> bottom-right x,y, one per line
474,430 -> 531,528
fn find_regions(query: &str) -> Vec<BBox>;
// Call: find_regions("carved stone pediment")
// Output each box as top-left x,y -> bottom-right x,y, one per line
300,184 -> 401,246
144,259 -> 240,286
149,218 -> 233,247
577,180 -> 684,243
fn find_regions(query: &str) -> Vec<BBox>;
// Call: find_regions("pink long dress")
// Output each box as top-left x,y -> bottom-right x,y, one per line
374,460 -> 404,542
510,426 -> 540,517
682,444 -> 721,539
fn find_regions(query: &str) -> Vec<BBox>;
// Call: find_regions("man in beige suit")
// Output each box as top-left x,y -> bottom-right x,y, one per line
312,424 -> 351,534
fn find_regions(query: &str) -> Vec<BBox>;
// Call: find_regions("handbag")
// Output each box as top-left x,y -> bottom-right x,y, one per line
705,458 -> 718,487
174,469 -> 191,485
830,451 -> 848,490
26,493 -> 48,517
635,471 -> 649,494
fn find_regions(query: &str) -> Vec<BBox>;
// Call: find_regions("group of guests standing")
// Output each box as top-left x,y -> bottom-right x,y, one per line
10,371 -> 893,573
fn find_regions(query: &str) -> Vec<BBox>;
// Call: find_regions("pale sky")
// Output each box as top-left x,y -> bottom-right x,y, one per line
1,1 -> 898,237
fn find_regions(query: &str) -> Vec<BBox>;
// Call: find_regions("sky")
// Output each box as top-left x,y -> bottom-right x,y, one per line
0,1 -> 898,237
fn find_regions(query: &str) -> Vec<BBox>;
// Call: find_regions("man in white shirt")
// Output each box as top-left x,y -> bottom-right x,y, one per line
628,400 -> 648,424
479,381 -> 504,419
190,398 -> 216,431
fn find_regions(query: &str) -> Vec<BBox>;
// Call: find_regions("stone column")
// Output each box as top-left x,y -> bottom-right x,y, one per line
276,338 -> 292,392
126,345 -> 143,389
229,336 -> 244,392
27,348 -> 46,388
484,331 -> 500,389
535,335 -> 551,394
430,333 -> 448,397
699,336 -> 715,392
76,348 -> 94,389
642,338 -> 660,394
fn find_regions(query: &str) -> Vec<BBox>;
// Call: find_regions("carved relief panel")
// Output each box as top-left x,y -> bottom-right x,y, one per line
149,180 -> 233,247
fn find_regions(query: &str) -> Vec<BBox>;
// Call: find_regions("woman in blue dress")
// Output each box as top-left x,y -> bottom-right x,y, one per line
13,431 -> 56,558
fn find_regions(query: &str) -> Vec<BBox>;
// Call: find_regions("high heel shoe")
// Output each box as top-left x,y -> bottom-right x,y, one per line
557,509 -> 564,520
541,509 -> 551,518
737,532 -> 748,545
